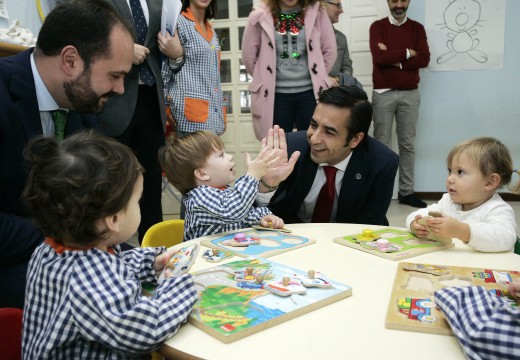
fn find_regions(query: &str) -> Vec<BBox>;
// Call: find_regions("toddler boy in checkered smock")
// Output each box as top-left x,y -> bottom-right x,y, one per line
21,132 -> 197,359
159,131 -> 285,241
435,281 -> 520,360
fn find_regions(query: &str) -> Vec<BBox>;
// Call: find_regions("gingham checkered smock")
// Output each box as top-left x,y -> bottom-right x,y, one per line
435,286 -> 520,360
162,9 -> 225,135
22,239 -> 197,359
183,175 -> 272,241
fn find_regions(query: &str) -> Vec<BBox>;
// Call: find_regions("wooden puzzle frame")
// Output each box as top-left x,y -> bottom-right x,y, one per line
199,228 -> 315,258
333,227 -> 453,260
385,262 -> 519,335
189,258 -> 352,343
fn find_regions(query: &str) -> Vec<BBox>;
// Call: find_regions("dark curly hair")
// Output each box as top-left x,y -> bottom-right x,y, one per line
317,86 -> 373,144
22,131 -> 143,245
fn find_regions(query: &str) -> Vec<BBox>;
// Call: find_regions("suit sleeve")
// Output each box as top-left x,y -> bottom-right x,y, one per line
340,34 -> 353,76
0,213 -> 44,265
356,150 -> 399,225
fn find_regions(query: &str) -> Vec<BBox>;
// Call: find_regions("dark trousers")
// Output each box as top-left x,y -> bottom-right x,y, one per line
273,89 -> 316,133
116,85 -> 164,243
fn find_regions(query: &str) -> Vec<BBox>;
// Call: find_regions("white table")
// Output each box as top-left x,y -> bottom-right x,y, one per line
161,223 -> 520,360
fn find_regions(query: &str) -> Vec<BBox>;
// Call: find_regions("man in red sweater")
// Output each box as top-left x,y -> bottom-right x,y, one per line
369,0 -> 430,208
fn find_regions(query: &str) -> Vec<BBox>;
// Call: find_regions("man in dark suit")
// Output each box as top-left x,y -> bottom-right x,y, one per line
257,86 -> 399,225
0,0 -> 134,308
99,0 -> 168,243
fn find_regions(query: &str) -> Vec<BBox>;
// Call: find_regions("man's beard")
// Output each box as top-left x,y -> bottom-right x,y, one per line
64,70 -> 113,114
391,7 -> 407,19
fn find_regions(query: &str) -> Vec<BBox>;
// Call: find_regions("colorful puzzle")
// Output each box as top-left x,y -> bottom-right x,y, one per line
385,262 -> 520,335
333,227 -> 453,260
200,228 -> 315,258
189,258 -> 352,343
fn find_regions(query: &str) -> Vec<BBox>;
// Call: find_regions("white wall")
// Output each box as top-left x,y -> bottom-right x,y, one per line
405,0 -> 519,193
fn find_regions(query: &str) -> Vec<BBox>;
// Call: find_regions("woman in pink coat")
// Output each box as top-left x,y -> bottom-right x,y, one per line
242,0 -> 336,140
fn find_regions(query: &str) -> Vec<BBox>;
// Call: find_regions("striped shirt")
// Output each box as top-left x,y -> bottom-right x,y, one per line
162,9 -> 225,135
435,286 -> 520,360
183,175 -> 271,240
22,239 -> 197,359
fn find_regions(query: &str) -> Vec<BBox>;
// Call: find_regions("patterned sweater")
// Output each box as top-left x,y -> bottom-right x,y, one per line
369,17 -> 430,90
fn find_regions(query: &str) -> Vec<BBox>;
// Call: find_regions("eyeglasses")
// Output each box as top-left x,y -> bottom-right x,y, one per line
325,1 -> 343,10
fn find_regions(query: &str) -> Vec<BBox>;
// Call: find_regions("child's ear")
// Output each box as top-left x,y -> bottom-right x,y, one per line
485,173 -> 501,190
101,214 -> 120,233
194,168 -> 210,181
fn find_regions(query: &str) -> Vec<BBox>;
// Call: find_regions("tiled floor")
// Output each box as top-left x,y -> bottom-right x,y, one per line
129,199 -> 520,247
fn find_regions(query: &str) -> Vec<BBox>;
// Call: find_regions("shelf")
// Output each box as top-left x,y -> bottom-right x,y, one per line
0,41 -> 28,58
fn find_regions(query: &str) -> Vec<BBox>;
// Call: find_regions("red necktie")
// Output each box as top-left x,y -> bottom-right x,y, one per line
312,166 -> 338,223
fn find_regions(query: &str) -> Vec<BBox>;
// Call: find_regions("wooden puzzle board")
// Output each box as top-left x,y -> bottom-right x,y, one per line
189,258 -> 352,343
333,228 -> 453,260
385,262 -> 520,335
200,228 -> 315,258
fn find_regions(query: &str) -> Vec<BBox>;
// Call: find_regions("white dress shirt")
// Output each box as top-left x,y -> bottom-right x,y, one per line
31,53 -> 61,137
256,152 -> 352,222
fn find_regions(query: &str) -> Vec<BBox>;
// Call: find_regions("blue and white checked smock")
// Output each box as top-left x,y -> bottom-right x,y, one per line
22,239 -> 197,359
183,175 -> 272,240
162,8 -> 226,135
435,286 -> 520,360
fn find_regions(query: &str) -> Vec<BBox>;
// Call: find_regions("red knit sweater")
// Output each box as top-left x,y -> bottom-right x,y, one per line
369,17 -> 430,90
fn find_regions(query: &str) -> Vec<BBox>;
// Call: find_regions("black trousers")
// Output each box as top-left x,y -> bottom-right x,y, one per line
115,85 -> 164,243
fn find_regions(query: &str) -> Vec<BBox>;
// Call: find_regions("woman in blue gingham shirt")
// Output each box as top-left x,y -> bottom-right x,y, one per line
161,1 -> 226,136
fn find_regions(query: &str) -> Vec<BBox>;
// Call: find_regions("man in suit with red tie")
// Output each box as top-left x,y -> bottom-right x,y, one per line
257,86 -> 399,225
0,0 -> 134,308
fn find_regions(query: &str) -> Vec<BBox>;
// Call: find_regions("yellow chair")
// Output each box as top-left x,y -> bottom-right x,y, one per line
141,219 -> 185,248
142,220 -> 185,360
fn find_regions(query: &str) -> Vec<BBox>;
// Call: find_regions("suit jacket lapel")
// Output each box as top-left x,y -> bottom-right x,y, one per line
111,0 -> 137,40
146,0 -> 159,45
10,50 -> 43,140
337,145 -> 368,220
112,0 -> 133,24
300,153 -> 319,200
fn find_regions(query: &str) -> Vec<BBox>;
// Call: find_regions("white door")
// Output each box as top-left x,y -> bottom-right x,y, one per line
335,0 -> 389,98
337,0 -> 400,198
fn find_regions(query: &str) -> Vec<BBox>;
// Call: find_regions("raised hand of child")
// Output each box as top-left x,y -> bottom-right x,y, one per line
245,146 -> 280,180
507,279 -> 520,305
425,216 -> 470,243
410,214 -> 428,238
260,214 -> 285,229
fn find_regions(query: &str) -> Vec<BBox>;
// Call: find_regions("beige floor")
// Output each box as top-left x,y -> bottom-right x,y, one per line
129,199 -> 520,247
